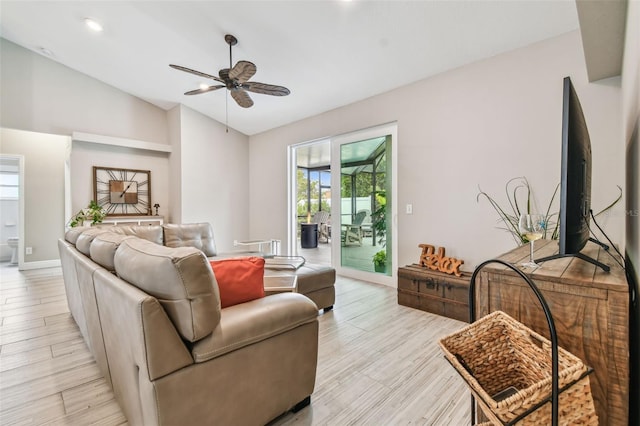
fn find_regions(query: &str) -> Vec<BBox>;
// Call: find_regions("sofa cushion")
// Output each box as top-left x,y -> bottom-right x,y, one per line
163,223 -> 217,257
115,238 -> 221,342
104,224 -> 164,246
191,293 -> 318,362
75,228 -> 112,256
294,265 -> 336,293
65,227 -> 85,245
210,257 -> 265,308
90,233 -> 134,272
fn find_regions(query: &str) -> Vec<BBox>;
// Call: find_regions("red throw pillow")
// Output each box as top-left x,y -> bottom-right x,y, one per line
210,257 -> 265,308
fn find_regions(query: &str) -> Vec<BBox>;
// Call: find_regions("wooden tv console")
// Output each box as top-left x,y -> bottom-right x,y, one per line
475,239 -> 629,425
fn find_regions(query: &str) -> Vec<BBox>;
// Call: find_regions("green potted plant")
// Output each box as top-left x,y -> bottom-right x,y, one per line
68,200 -> 106,228
371,191 -> 387,272
477,176 -> 621,246
373,249 -> 387,273
371,191 -> 386,246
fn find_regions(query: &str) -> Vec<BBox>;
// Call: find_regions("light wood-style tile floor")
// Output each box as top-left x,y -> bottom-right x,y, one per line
1,262 -> 471,425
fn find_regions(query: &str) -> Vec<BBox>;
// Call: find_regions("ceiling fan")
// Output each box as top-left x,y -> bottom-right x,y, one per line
169,34 -> 290,108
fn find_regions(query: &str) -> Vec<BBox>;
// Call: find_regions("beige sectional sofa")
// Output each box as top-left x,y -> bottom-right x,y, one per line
161,223 -> 336,311
58,223 -> 324,425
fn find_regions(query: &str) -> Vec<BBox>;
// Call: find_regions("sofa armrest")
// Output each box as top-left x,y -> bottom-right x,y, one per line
94,270 -> 194,381
191,292 -> 318,363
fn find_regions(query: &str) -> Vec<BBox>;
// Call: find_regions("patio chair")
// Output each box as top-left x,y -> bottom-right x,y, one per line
313,211 -> 331,243
359,209 -> 373,238
342,210 -> 367,246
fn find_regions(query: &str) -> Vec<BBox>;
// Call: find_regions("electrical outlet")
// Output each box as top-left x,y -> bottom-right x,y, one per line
25,247 -> 33,255
406,204 -> 413,214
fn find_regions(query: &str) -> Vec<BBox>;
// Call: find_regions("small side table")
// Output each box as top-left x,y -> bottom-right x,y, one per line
264,275 -> 298,294
233,239 -> 281,257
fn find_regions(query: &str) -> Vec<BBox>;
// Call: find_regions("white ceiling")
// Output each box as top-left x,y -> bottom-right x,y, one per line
0,1 -> 580,136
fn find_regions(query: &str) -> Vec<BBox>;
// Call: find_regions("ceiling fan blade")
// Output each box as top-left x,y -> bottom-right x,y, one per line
184,85 -> 225,95
229,60 -> 256,83
242,81 -> 290,96
170,64 -> 224,83
230,88 -> 254,108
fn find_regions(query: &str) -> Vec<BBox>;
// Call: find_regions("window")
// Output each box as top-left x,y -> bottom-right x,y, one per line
0,173 -> 19,199
297,166 -> 331,225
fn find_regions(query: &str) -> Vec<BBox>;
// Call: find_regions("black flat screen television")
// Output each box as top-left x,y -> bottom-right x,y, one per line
536,77 -> 609,272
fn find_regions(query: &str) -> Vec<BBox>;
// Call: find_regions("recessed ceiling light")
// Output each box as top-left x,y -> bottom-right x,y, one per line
84,18 -> 103,32
199,83 -> 209,90
37,47 -> 54,57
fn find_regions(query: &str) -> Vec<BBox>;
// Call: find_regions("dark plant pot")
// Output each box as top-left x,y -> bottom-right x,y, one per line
374,263 -> 386,273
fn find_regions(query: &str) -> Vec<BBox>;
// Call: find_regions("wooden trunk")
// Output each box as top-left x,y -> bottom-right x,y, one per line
397,264 -> 470,322
476,240 -> 629,426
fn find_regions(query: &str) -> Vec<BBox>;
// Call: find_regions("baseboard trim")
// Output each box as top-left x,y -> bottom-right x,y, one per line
20,259 -> 61,270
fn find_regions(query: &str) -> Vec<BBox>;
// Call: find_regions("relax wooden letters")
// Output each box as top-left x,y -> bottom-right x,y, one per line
418,244 -> 464,277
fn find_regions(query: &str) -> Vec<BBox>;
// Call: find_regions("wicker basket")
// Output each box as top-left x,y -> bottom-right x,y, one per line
439,310 -> 598,425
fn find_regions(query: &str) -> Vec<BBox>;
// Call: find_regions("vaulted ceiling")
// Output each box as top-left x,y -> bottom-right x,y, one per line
1,1 -> 582,136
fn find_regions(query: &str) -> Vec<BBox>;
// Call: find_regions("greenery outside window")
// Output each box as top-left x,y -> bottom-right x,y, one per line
297,167 -> 331,226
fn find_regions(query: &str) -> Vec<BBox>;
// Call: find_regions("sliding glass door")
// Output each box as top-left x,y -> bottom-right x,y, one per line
331,123 -> 397,286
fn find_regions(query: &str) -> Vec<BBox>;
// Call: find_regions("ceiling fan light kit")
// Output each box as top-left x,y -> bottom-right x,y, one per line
169,34 -> 290,109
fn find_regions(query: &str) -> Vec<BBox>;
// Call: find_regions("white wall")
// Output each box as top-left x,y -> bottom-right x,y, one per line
0,40 -> 250,255
0,39 -> 174,223
249,30 -> 624,270
0,31 -> 627,271
0,128 -> 68,264
69,141 -> 170,219
177,105 -> 250,252
0,39 -> 168,143
167,106 -> 183,224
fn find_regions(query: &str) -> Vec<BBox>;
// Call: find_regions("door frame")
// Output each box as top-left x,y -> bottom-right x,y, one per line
0,154 -> 25,268
287,138 -> 331,256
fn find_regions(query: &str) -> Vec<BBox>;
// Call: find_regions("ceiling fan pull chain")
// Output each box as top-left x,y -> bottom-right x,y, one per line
225,90 -> 229,133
